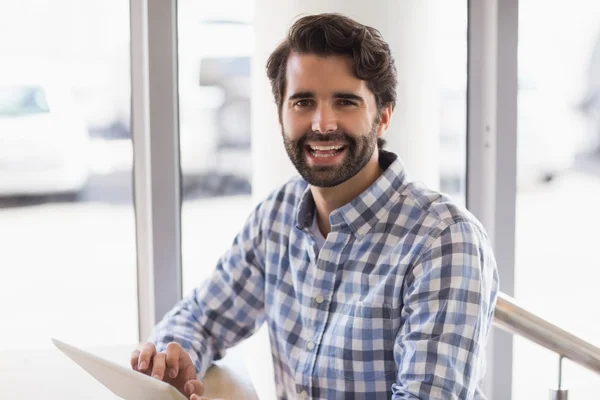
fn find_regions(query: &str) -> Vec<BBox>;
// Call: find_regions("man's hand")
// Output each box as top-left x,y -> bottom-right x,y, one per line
131,342 -> 204,399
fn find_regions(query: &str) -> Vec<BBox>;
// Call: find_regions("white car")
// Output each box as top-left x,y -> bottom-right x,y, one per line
91,19 -> 255,179
0,80 -> 92,197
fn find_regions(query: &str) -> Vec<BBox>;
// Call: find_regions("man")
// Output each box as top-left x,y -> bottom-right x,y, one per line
131,13 -> 499,400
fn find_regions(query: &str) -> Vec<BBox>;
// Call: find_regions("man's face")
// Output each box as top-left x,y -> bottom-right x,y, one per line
280,53 -> 384,188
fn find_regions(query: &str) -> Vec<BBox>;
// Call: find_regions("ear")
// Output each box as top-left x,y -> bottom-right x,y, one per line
377,104 -> 393,137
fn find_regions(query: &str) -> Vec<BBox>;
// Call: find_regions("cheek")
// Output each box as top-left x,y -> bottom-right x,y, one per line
339,114 -> 370,134
282,113 -> 310,140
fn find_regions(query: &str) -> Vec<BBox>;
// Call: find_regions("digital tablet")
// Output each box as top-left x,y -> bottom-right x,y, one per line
52,338 -> 188,400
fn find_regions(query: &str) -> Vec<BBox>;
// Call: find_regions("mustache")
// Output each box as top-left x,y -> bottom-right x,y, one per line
299,132 -> 351,144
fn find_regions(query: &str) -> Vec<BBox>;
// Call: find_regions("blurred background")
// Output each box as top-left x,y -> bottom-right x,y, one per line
1,0 -> 600,398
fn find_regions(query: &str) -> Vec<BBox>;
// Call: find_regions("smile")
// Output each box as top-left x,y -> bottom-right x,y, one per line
306,144 -> 346,158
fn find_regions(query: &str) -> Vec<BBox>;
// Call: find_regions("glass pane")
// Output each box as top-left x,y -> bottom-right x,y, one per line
514,1 -> 600,398
179,0 -> 255,294
438,0 -> 468,207
0,0 -> 137,354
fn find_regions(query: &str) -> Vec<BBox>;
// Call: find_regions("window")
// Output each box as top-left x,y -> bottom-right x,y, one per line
513,1 -> 600,397
437,0 -> 468,205
0,86 -> 50,115
178,0 -> 255,294
0,0 -> 137,351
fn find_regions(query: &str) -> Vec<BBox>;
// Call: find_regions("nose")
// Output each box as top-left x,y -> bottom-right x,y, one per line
311,105 -> 337,134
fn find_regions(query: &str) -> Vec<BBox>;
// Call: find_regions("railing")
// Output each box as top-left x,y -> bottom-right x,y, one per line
493,292 -> 600,399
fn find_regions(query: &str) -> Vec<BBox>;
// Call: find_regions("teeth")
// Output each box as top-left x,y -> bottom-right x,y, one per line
313,152 -> 337,158
309,145 -> 344,151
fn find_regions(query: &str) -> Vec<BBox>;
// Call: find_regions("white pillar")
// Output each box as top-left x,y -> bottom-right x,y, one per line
468,1 -> 518,399
251,0 -> 441,201
130,0 -> 182,342
247,2 -> 440,398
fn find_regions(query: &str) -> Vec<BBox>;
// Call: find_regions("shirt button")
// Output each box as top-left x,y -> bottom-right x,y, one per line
306,341 -> 315,351
315,294 -> 324,304
299,390 -> 308,397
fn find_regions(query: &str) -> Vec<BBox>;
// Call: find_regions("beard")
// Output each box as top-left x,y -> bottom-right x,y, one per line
282,120 -> 379,188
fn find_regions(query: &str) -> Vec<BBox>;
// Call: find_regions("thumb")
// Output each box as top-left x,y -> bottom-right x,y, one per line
185,380 -> 204,397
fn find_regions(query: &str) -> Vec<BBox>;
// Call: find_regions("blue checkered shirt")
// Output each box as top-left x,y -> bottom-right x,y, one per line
151,150 -> 499,399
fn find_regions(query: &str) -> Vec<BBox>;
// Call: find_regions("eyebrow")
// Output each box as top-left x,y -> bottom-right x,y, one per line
332,92 -> 364,103
287,91 -> 365,103
288,91 -> 314,101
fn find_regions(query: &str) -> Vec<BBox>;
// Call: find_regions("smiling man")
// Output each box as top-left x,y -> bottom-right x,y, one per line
132,13 -> 499,400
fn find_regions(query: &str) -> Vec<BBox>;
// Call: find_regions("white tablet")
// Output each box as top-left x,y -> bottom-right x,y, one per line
52,338 -> 188,400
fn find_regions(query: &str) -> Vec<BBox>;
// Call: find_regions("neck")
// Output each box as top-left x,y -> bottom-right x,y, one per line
311,153 -> 383,236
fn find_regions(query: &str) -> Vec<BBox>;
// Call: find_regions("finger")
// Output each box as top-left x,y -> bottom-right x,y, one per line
185,380 -> 204,397
165,342 -> 182,379
138,342 -> 156,372
182,361 -> 199,382
130,350 -> 140,371
151,352 -> 167,380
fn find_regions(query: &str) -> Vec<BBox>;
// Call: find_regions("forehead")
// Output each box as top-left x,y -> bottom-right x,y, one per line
284,52 -> 370,96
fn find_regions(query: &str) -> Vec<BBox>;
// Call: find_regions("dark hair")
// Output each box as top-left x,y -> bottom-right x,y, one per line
266,13 -> 397,149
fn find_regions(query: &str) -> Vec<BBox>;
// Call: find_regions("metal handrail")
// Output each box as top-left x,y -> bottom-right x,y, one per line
494,292 -> 600,375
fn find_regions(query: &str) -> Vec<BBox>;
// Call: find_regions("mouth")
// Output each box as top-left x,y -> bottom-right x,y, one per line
304,143 -> 347,164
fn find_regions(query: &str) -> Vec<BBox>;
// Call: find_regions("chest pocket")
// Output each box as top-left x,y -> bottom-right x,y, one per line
327,302 -> 397,381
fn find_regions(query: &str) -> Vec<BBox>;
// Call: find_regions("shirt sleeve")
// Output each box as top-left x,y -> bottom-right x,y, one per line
148,203 -> 267,378
392,220 -> 499,400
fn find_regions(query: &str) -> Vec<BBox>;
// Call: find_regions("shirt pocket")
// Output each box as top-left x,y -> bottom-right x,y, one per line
328,302 -> 397,382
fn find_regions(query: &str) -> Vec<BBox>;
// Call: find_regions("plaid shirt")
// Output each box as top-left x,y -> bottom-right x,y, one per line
151,150 -> 499,399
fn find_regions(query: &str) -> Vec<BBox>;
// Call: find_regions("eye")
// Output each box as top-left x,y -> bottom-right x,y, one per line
337,99 -> 356,106
294,99 -> 313,108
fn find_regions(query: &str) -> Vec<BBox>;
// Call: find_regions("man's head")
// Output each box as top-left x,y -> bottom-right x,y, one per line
266,13 -> 397,188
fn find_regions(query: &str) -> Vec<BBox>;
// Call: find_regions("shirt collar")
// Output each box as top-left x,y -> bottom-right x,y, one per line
295,150 -> 409,239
